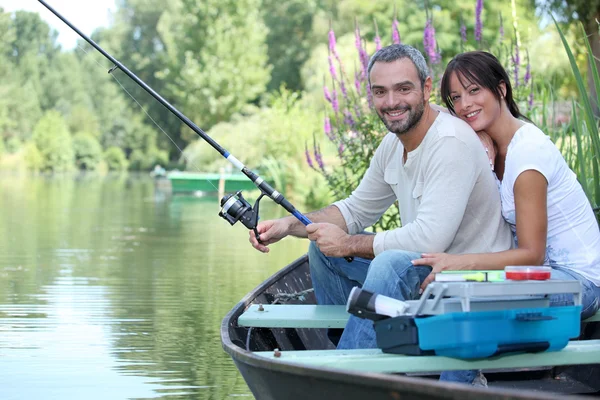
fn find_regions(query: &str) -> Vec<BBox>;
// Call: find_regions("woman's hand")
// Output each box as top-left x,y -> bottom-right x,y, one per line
412,253 -> 472,290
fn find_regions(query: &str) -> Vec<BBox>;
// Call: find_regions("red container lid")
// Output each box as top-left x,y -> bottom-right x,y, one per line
504,266 -> 552,281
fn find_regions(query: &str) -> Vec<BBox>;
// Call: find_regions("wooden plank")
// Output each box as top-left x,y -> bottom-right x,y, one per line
238,304 -> 600,328
255,340 -> 600,374
585,312 -> 600,322
238,304 -> 349,329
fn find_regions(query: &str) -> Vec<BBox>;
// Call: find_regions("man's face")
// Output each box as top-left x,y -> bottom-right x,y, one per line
369,58 -> 430,136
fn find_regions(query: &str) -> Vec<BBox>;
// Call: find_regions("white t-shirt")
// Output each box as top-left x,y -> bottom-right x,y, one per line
334,111 -> 513,256
500,123 -> 600,286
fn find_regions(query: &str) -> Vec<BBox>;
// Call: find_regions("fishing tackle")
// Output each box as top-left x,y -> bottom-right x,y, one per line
38,0 -> 353,261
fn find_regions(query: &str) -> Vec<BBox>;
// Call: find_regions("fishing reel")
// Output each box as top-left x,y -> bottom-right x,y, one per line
219,191 -> 264,240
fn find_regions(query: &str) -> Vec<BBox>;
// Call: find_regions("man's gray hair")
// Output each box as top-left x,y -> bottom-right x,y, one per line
367,44 -> 429,87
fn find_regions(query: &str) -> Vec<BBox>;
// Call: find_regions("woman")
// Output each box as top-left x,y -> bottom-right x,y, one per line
412,51 -> 600,385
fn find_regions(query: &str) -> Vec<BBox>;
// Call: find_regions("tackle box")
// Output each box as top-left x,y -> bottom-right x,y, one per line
372,280 -> 583,359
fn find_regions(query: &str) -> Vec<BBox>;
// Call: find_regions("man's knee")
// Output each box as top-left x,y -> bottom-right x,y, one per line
368,250 -> 420,278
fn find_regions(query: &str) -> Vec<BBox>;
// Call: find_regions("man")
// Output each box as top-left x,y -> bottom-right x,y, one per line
249,44 -> 512,351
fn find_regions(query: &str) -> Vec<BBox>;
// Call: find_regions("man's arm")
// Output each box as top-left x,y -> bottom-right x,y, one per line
285,205 -> 349,237
249,205 -> 348,253
306,223 -> 375,259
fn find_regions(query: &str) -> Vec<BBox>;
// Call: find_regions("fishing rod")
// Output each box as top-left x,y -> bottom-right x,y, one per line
37,0 -> 354,262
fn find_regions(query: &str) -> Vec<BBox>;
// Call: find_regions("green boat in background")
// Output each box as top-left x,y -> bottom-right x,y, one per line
166,171 -> 258,194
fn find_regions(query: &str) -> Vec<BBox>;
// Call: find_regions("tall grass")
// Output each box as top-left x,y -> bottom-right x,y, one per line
553,18 -> 600,210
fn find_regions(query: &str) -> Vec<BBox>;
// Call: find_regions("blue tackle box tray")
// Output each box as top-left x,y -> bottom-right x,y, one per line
413,305 -> 582,359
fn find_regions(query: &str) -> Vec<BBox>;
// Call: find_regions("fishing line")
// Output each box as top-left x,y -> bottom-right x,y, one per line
74,42 -> 219,192
38,0 -> 354,261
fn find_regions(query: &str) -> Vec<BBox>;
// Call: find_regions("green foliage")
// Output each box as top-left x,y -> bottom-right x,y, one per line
23,142 -> 43,172
129,146 -> 169,171
157,0 -> 271,139
553,19 -> 600,209
67,105 -> 101,137
183,88 -> 321,173
73,133 -> 103,171
261,0 -> 319,92
31,111 -> 74,172
103,146 -> 129,171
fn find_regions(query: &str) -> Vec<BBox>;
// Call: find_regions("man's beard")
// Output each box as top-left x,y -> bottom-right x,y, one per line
378,100 -> 425,136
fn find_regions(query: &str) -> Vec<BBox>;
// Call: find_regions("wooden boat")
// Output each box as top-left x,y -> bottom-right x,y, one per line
167,171 -> 257,194
221,255 -> 600,400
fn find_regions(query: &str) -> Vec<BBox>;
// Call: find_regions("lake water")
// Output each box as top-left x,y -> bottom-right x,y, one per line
0,174 -> 308,399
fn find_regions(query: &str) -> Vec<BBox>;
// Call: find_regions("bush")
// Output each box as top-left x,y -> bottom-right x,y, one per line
31,110 -> 74,172
22,143 -> 43,172
129,147 -> 169,171
103,146 -> 129,171
73,133 -> 103,171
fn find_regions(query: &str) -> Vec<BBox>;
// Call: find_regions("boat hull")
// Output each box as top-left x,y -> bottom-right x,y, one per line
221,255 -> 599,399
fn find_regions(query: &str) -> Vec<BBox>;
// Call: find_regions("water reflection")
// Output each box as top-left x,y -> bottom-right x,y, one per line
0,174 -> 307,399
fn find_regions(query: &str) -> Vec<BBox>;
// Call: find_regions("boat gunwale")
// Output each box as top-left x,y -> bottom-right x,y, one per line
220,255 -> 588,400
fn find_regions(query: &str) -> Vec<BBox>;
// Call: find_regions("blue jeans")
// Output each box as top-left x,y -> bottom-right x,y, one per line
308,243 -> 429,348
308,242 -> 600,384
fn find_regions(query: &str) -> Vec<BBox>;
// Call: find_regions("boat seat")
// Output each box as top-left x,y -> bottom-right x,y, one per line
238,304 -> 600,329
239,304 -> 350,328
254,340 -> 600,374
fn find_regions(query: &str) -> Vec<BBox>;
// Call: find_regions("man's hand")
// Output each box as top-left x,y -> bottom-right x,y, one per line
412,253 -> 471,290
249,219 -> 291,253
306,223 -> 350,258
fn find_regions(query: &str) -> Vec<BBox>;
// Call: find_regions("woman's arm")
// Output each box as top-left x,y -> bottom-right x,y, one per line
413,170 -> 548,288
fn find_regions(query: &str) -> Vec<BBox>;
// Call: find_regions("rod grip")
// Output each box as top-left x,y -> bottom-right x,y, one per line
291,211 -> 354,263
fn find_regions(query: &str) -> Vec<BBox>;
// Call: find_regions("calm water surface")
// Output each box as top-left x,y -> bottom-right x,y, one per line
0,174 -> 308,399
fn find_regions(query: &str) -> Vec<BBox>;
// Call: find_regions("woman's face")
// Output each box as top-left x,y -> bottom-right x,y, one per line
447,72 -> 502,132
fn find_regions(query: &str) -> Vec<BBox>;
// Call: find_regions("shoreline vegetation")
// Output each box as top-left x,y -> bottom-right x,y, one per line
0,1 -> 598,214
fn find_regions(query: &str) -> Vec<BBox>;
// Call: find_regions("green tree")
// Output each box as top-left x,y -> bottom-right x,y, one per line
158,0 -> 271,140
262,0 -> 320,92
103,146 -> 129,171
98,0 -> 179,156
31,110 -> 75,172
73,133 -> 103,171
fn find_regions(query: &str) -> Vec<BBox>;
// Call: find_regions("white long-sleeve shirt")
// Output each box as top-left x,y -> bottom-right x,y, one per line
334,111 -> 513,256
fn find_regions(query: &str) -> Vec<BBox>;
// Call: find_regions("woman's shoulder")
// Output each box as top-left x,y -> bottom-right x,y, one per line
509,123 -> 556,153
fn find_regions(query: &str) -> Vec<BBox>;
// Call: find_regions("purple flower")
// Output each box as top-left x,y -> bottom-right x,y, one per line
331,88 -> 339,113
328,54 -> 338,81
423,19 -> 441,65
460,21 -> 467,43
392,19 -> 401,44
499,13 -> 504,41
354,70 -> 362,93
355,24 -> 369,80
354,104 -> 362,119
328,28 -> 338,59
373,19 -> 382,51
324,116 -> 333,140
323,85 -> 332,103
314,143 -> 325,171
305,144 -> 314,169
528,77 -> 534,110
341,81 -> 348,101
343,109 -> 355,127
338,142 -> 345,156
512,43 -> 520,87
524,50 -> 531,86
475,0 -> 483,43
